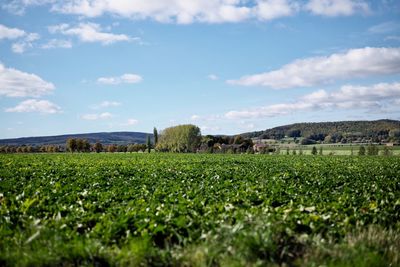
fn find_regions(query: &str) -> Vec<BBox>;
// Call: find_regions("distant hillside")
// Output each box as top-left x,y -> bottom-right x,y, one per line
0,132 -> 152,146
241,119 -> 400,143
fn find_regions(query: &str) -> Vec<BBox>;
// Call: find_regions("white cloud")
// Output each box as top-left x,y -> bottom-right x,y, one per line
5,99 -> 61,114
17,0 -> 299,24
228,47 -> 400,89
48,22 -> 135,45
3,0 -> 374,23
97,73 -> 143,85
41,39 -> 72,49
0,63 -> 55,97
81,112 -> 113,120
2,0 -> 55,15
207,74 -> 219,80
11,33 -> 40,53
0,24 -> 26,39
191,115 -> 201,121
200,125 -> 221,132
225,82 -> 400,119
99,101 -> 121,108
369,21 -> 400,34
306,0 -> 369,17
91,101 -> 121,109
0,24 -> 39,53
122,118 -> 139,126
255,0 -> 299,20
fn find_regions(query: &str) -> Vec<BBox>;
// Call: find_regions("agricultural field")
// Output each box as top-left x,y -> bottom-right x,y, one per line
0,153 -> 399,266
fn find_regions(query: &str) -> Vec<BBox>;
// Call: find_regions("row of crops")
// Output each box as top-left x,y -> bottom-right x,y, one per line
0,153 -> 399,266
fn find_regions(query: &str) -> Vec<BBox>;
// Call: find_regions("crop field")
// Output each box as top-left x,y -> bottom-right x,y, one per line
0,153 -> 399,266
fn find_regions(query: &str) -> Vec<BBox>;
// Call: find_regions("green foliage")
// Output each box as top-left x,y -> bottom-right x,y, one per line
153,127 -> 158,145
0,154 -> 399,266
146,135 -> 151,153
243,119 -> 400,143
93,142 -> 103,153
156,124 -> 201,152
312,146 -> 318,155
359,146 -> 366,156
66,138 -> 77,152
367,145 -> 379,156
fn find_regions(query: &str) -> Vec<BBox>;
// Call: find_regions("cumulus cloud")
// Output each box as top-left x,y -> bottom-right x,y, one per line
306,0 -> 369,17
255,0 -> 299,20
4,0 -> 303,24
0,24 -> 26,39
5,99 -> 61,114
225,82 -> 400,119
0,63 -> 55,97
81,112 -> 113,120
228,47 -> 400,89
48,22 -> 135,45
41,39 -> 72,49
2,0 -> 55,15
11,33 -> 40,53
97,73 -> 143,85
0,24 -> 40,53
3,0 -> 374,23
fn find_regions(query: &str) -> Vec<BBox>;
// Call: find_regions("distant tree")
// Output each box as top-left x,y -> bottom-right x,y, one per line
93,142 -> 103,153
287,129 -> 301,138
311,146 -> 318,155
156,124 -> 201,152
153,127 -> 158,145
147,135 -> 151,153
83,140 -> 90,152
358,146 -> 366,156
286,148 -> 290,155
299,147 -> 303,155
319,146 -> 323,155
382,146 -> 392,156
107,144 -> 117,153
292,150 -> 297,155
233,135 -> 244,145
324,135 -> 332,143
117,145 -> 127,153
66,138 -> 77,153
76,139 -> 84,152
367,145 -> 379,156
301,138 -> 316,145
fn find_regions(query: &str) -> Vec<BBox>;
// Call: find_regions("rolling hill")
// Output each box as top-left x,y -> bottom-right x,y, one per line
240,119 -> 400,141
0,132 -> 152,146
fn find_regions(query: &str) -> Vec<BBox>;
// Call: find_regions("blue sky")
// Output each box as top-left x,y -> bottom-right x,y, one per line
0,0 -> 400,138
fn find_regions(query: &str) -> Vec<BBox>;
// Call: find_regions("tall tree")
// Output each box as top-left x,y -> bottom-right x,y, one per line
66,138 -> 77,153
147,135 -> 151,153
153,127 -> 158,145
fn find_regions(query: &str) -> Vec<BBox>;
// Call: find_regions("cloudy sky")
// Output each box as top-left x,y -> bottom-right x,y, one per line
0,0 -> 400,138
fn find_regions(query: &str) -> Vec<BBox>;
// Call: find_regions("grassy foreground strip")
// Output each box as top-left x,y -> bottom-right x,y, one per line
0,154 -> 399,266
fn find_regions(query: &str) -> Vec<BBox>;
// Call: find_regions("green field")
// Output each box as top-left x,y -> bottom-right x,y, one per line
1,154 -> 399,266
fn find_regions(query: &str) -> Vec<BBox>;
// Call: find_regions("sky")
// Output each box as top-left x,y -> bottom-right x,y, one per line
0,0 -> 400,138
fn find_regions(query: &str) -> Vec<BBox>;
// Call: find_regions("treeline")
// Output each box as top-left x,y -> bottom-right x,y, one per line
243,119 -> 400,144
0,138 -> 151,154
155,124 -> 256,153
